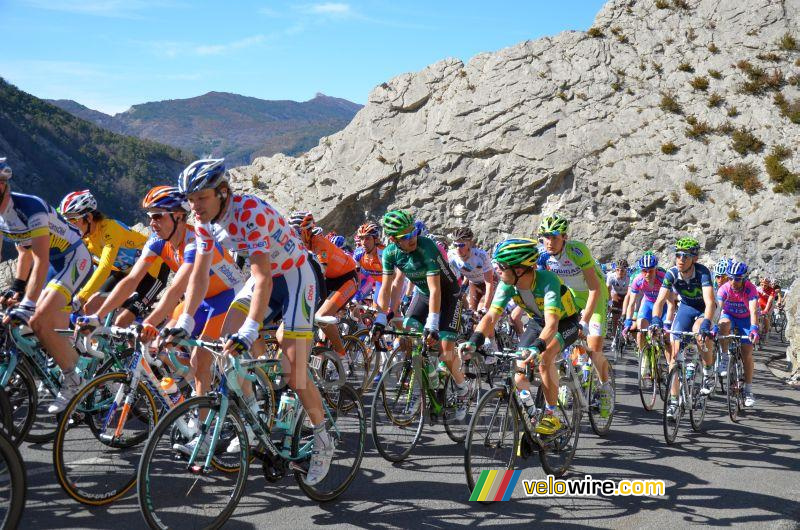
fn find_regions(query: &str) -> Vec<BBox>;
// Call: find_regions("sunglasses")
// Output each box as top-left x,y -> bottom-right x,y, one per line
538,231 -> 562,238
675,252 -> 696,259
393,229 -> 418,242
453,242 -> 468,248
146,212 -> 168,221
641,267 -> 656,272
731,276 -> 745,281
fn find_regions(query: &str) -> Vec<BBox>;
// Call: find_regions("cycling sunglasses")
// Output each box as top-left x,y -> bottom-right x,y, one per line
146,212 -> 168,221
730,275 -> 745,281
675,251 -> 697,259
641,267 -> 656,272
393,228 -> 418,242
452,242 -> 468,248
538,231 -> 563,238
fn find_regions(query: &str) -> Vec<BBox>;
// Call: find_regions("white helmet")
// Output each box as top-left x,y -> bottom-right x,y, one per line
177,158 -> 227,195
0,158 -> 11,180
59,190 -> 98,217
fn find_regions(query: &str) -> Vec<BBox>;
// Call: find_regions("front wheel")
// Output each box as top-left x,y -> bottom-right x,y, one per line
688,360 -> 707,432
663,366 -> 683,445
638,347 -> 657,411
537,383 -> 580,477
0,429 -> 26,530
587,364 -> 615,436
464,386 -> 518,498
727,356 -> 744,423
370,359 -> 425,463
137,395 -> 249,530
443,358 -> 483,443
293,383 -> 365,502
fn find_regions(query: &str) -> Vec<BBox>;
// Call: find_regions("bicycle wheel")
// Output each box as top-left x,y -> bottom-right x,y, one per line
137,395 -> 248,530
0,429 -> 26,530
443,358 -> 483,443
23,359 -> 60,443
53,372 -> 158,506
587,363 -> 614,436
370,359 -> 425,462
638,347 -> 657,411
727,355 -> 743,422
688,360 -> 707,432
0,389 -> 12,437
4,364 -> 36,445
464,386 -> 518,496
342,334 -> 369,395
656,350 -> 669,402
663,366 -> 682,445
293,383 -> 365,502
537,382 -> 580,477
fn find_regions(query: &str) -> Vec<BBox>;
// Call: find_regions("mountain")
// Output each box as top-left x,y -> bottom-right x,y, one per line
49,92 -> 362,165
0,78 -> 191,225
230,0 -> 800,282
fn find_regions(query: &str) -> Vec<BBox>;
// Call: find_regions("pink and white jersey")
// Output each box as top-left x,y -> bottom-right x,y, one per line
717,281 -> 758,319
195,194 -> 307,276
630,269 -> 666,303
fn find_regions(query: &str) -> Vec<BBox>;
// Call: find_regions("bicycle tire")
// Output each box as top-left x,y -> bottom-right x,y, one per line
463,386 -> 518,499
0,429 -> 26,530
663,366 -> 682,445
0,389 -> 13,440
370,359 -> 425,463
341,334 -> 369,396
137,395 -> 248,530
292,383 -> 366,502
688,356 -> 707,432
443,358 -> 483,443
537,383 -> 580,477
638,346 -> 657,411
587,363 -> 614,436
656,349 -> 669,403
727,355 -> 743,423
5,362 -> 38,444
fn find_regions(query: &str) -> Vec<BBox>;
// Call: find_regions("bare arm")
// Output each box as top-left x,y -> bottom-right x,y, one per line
244,254 -> 272,326
377,272 -> 395,314
702,285 -> 716,321
95,255 -> 154,319
24,235 -> 51,302
426,274 -> 442,316
182,251 -> 212,318
481,271 -> 496,312
143,262 -> 193,327
14,245 -> 33,281
651,287 -> 670,322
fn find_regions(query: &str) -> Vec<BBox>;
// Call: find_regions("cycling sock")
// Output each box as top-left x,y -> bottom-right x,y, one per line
744,383 -> 752,393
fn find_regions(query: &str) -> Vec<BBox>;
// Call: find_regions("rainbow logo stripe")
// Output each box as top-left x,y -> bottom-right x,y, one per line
469,470 -> 521,501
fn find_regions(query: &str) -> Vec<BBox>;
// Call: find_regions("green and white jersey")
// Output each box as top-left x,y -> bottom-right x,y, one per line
543,240 -> 608,309
382,236 -> 460,296
490,269 -> 578,324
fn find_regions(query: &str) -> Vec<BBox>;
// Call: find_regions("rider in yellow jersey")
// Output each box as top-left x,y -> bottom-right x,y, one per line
59,190 -> 169,325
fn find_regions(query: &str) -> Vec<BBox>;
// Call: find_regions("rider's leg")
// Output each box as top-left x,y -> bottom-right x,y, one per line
30,288 -> 77,371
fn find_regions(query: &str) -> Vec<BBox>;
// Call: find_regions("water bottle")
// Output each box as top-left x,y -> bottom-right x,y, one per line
160,377 -> 184,406
518,389 -> 537,425
277,392 -> 297,448
426,361 -> 439,389
685,361 -> 695,380
75,355 -> 91,375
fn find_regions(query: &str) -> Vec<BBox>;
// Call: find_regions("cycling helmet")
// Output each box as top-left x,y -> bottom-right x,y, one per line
414,220 -> 428,236
727,260 -> 748,278
177,158 -> 226,195
329,234 -> 346,248
674,237 -> 700,254
142,186 -> 188,211
356,222 -> 380,239
492,238 -> 540,268
381,210 -> 415,236
616,259 -> 629,270
637,253 -> 659,269
713,258 -> 729,277
288,211 -> 315,231
452,227 -> 474,241
0,158 -> 11,180
59,190 -> 98,218
312,226 -> 323,236
538,214 -> 569,235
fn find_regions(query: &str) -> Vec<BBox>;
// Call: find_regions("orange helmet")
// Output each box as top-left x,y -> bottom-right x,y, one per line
142,186 -> 187,211
356,222 -> 380,238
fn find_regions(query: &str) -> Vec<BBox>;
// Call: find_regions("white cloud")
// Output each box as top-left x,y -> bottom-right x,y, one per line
194,34 -> 266,56
23,0 -> 184,18
308,2 -> 352,15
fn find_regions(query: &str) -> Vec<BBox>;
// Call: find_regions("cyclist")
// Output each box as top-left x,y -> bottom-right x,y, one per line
77,185 -> 245,407
0,157 -> 93,413
371,210 -> 471,420
757,277 -> 776,340
712,258 -> 730,291
289,212 -> 358,363
166,158 -> 332,486
58,189 -> 170,325
353,222 -> 384,306
716,260 -> 760,407
460,238 -> 580,434
624,253 -> 666,372
537,214 -> 613,417
447,227 -> 495,314
650,237 -> 717,420
606,259 -> 629,337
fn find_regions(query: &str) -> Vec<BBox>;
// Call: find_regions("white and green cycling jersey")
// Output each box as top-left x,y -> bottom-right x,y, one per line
542,239 -> 608,309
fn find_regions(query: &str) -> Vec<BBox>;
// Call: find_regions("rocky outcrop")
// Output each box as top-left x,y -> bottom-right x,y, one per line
230,0 -> 799,282
784,279 -> 799,374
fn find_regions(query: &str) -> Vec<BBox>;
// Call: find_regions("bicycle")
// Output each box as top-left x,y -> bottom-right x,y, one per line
562,340 -> 616,436
137,339 -> 365,529
635,328 -> 669,411
0,312 -> 133,443
464,349 -> 581,497
663,330 -> 710,445
370,329 -> 482,461
771,306 -> 787,343
720,334 -> 750,423
607,308 -> 627,361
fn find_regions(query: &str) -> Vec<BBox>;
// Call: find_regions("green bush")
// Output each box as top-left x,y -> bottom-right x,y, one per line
764,145 -> 799,194
673,0 -> 690,8
727,210 -> 740,221
727,106 -> 739,117
661,142 -> 679,154
708,42 -> 719,54
718,163 -> 763,195
687,164 -> 698,173
774,92 -> 800,124
708,92 -> 725,107
659,93 -> 682,113
588,27 -> 604,38
689,76 -> 709,91
731,127 -> 764,155
655,0 -> 670,8
778,33 -> 797,51
685,118 -> 712,139
708,69 -> 722,79
678,62 -> 694,73
684,181 -> 706,201
756,52 -> 781,62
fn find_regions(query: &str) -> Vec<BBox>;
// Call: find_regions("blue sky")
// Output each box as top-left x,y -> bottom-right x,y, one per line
1,0 -> 607,114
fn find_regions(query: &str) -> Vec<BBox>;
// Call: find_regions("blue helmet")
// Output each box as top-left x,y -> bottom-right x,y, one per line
637,253 -> 659,269
178,158 -> 226,195
414,220 -> 427,236
0,157 -> 11,180
727,260 -> 748,278
329,234 -> 346,249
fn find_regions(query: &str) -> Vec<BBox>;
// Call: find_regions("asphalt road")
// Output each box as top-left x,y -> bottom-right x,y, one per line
17,335 -> 800,529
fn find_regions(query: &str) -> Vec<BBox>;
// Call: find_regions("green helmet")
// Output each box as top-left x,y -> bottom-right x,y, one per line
675,237 -> 700,253
492,238 -> 540,268
538,214 -> 569,235
381,209 -> 415,236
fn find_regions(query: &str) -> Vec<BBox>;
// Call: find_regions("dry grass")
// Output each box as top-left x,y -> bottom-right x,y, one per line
718,162 -> 763,195
684,181 -> 706,201
661,142 -> 679,154
731,127 -> 764,155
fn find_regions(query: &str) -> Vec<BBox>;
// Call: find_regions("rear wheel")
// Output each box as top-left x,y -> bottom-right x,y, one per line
638,346 -> 657,411
727,354 -> 744,422
663,366 -> 682,445
587,364 -> 614,436
688,358 -> 707,432
537,383 -> 580,477
370,359 -> 424,462
4,364 -> 37,445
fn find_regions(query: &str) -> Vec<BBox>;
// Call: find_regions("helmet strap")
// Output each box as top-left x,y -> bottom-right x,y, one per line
166,212 -> 182,242
82,214 -> 92,237
210,187 -> 229,225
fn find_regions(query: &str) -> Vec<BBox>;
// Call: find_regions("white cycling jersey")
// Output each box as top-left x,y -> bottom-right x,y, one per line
447,247 -> 492,285
606,271 -> 629,296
